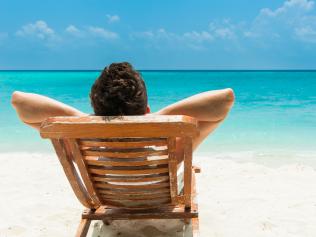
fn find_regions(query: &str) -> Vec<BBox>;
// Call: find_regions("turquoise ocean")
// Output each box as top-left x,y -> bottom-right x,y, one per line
0,71 -> 315,165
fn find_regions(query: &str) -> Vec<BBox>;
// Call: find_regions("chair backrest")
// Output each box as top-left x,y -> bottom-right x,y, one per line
40,115 -> 198,209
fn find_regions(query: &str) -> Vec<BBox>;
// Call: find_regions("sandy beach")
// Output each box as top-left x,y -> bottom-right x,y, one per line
1,152 -> 316,237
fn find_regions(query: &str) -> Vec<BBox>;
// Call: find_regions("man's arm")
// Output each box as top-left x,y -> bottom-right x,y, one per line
157,88 -> 235,150
11,88 -> 234,148
11,91 -> 87,130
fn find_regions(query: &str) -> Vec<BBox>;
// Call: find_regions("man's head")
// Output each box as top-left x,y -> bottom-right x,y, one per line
90,62 -> 149,116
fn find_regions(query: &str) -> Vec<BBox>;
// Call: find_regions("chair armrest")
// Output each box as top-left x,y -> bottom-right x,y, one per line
192,166 -> 201,173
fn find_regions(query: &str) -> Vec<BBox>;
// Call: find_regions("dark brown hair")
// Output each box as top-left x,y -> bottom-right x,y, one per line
90,62 -> 148,116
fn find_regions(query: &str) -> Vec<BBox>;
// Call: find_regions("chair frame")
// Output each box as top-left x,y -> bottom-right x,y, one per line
40,115 -> 200,236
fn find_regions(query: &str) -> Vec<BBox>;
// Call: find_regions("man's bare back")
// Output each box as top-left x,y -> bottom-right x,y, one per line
11,88 -> 234,151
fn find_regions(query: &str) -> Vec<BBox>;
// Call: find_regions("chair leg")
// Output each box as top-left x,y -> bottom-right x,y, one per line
75,218 -> 91,237
192,217 -> 199,237
184,218 -> 191,224
102,219 -> 112,226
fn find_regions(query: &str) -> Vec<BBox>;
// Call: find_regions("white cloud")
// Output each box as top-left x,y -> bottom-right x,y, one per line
131,0 -> 316,50
138,31 -> 154,39
209,19 -> 239,40
16,20 -> 58,41
257,0 -> 315,24
131,28 -> 176,41
285,0 -> 314,10
88,26 -> 119,40
131,22 -> 240,50
131,28 -> 214,50
65,25 -> 81,35
260,0 -> 314,17
245,0 -> 316,43
65,25 -> 86,39
154,28 -> 176,40
295,26 -> 316,42
106,14 -> 120,23
214,28 -> 235,39
65,25 -> 120,41
12,0 -> 316,51
183,31 -> 213,43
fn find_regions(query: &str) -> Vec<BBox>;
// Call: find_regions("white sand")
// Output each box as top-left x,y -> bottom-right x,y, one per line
1,152 -> 316,237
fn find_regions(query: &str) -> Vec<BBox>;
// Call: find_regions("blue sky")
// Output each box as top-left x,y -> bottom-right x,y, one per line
1,0 -> 316,69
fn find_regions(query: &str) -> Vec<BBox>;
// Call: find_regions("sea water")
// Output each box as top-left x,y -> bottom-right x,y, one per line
0,71 -> 315,165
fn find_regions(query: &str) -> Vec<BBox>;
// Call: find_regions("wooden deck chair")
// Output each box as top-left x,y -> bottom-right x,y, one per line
40,115 -> 201,237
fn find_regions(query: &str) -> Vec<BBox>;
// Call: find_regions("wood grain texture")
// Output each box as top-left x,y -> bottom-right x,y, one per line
168,137 -> 178,204
79,140 -> 167,148
94,182 -> 170,190
183,137 -> 193,208
97,188 -> 171,196
41,115 -> 199,234
82,149 -> 168,158
40,115 -> 198,138
85,157 -> 169,167
92,174 -> 169,183
82,205 -> 198,220
43,115 -> 197,124
99,192 -> 171,200
89,167 -> 169,175
68,139 -> 101,206
191,168 -> 200,236
75,218 -> 91,237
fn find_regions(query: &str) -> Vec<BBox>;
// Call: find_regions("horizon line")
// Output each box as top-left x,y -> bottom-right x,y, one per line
1,69 -> 316,72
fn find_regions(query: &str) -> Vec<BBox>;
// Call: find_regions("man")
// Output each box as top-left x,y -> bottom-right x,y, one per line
11,62 -> 234,152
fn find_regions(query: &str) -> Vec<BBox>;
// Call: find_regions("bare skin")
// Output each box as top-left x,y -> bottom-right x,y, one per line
11,88 -> 235,151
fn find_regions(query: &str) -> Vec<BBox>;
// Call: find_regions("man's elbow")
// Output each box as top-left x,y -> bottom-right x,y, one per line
11,91 -> 24,108
225,88 -> 235,105
215,88 -> 235,122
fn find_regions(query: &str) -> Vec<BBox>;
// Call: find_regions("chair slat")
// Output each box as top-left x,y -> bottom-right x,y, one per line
85,157 -> 169,167
101,197 -> 171,203
79,140 -> 167,148
97,188 -> 170,196
99,192 -> 170,200
101,194 -> 171,201
40,115 -> 198,139
88,164 -> 168,170
94,182 -> 170,190
82,150 -> 168,158
44,115 -> 196,124
99,199 -> 171,208
89,167 -> 169,175
92,175 -> 169,183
